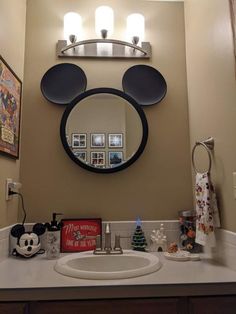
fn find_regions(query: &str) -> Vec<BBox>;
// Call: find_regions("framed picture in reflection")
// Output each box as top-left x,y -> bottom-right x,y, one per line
73,150 -> 87,162
72,133 -> 87,148
109,151 -> 123,167
108,133 -> 123,148
91,133 -> 105,148
91,151 -> 105,167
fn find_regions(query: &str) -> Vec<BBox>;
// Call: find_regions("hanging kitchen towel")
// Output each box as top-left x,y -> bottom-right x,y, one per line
195,172 -> 221,247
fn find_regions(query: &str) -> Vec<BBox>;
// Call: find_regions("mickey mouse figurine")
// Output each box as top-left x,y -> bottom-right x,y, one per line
10,223 -> 46,258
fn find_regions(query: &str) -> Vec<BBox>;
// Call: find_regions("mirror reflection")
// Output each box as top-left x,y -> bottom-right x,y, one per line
64,92 -> 144,170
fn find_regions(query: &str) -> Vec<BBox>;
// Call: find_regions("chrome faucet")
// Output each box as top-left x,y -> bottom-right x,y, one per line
104,223 -> 112,253
93,223 -> 123,255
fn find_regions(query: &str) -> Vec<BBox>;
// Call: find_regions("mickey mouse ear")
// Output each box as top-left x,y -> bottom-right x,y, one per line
122,65 -> 167,106
10,224 -> 25,238
33,223 -> 46,236
40,63 -> 87,105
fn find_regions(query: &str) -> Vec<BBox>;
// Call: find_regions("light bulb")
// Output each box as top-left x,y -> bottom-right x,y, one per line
64,12 -> 82,43
126,13 -> 145,44
95,6 -> 114,38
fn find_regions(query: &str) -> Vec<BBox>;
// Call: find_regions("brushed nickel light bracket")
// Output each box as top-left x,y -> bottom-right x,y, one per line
56,39 -> 151,59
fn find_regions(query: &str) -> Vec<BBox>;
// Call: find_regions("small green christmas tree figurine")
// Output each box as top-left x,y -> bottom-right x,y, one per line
132,218 -> 147,252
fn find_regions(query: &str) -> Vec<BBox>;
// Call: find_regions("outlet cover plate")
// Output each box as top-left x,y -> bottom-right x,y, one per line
5,178 -> 13,201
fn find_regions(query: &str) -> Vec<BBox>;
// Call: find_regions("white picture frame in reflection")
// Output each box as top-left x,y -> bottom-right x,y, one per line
72,133 -> 87,148
91,151 -> 105,167
91,133 -> 105,148
73,150 -> 87,162
108,133 -> 123,148
109,151 -> 123,167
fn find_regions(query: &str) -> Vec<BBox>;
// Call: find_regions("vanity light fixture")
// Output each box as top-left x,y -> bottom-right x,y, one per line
57,7 -> 151,59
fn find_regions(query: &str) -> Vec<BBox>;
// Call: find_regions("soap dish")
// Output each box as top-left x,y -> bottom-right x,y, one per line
164,250 -> 200,261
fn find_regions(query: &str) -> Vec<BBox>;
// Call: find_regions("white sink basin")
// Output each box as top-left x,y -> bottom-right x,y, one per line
55,250 -> 161,280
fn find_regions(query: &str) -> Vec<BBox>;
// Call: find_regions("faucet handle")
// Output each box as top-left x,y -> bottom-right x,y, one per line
114,234 -> 121,249
95,235 -> 102,250
113,234 -> 123,253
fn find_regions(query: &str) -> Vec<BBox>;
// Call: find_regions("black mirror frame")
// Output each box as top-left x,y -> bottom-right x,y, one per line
60,88 -> 148,173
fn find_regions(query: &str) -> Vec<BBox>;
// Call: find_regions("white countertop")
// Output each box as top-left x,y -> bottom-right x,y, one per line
1,252 -> 236,301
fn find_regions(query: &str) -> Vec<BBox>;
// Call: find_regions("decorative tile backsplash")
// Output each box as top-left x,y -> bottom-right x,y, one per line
103,220 -> 180,250
0,220 -> 180,261
1,221 -> 236,273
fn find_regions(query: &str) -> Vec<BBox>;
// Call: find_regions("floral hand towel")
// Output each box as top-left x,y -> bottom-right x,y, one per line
195,172 -> 220,247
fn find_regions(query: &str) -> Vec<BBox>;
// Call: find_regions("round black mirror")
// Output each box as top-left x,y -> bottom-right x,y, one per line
60,88 -> 148,173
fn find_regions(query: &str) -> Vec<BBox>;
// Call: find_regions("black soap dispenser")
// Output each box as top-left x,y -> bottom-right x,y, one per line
45,213 -> 63,259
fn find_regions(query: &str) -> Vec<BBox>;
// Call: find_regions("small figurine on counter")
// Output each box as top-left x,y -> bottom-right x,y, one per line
10,223 -> 46,258
131,218 -> 147,252
167,242 -> 178,253
150,223 -> 167,252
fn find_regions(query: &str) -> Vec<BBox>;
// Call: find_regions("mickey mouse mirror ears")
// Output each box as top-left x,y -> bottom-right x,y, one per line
122,65 -> 167,106
40,63 -> 87,105
40,63 -> 167,106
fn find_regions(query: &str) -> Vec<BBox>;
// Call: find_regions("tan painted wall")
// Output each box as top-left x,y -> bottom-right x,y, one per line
0,0 -> 26,227
21,0 -> 193,223
185,0 -> 236,232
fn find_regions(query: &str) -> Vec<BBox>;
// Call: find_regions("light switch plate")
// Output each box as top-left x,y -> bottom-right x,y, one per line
233,172 -> 236,200
233,172 -> 236,186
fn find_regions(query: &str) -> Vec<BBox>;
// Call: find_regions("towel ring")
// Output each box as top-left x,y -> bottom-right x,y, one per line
192,137 -> 214,174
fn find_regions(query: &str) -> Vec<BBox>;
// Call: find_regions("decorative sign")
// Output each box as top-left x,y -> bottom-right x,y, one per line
61,218 -> 102,252
0,55 -> 22,158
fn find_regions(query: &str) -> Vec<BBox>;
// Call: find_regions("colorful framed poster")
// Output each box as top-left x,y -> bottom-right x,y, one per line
61,218 -> 102,252
0,56 -> 22,158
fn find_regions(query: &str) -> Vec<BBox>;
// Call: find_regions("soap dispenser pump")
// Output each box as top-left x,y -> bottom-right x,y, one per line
45,213 -> 63,259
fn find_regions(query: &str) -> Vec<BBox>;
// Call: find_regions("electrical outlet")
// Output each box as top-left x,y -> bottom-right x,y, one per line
5,179 -> 22,201
5,178 -> 13,201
